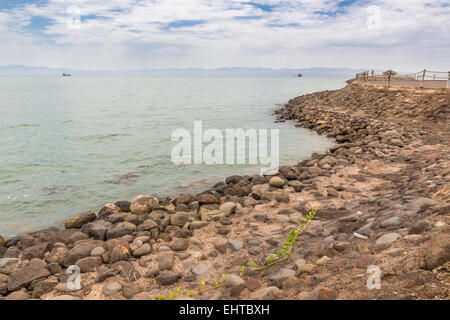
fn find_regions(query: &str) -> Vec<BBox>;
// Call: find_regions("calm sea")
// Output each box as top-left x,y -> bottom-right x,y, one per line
0,76 -> 345,237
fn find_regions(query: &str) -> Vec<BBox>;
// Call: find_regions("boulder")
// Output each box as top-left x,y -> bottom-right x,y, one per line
132,243 -> 151,257
380,216 -> 402,228
262,191 -> 289,203
5,291 -> 31,300
251,184 -> 270,200
269,176 -> 285,188
2,247 -> 20,259
158,252 -> 174,271
130,195 -> 159,214
214,240 -> 227,254
413,198 -> 436,212
0,258 -> 21,275
104,212 -> 128,224
249,286 -> 280,300
170,212 -> 190,227
110,245 -> 131,263
409,221 -> 430,234
192,264 -> 211,276
98,203 -> 119,219
219,202 -> 237,216
308,286 -> 337,300
190,221 -> 209,230
122,284 -> 141,299
200,209 -> 224,221
316,256 -> 332,266
105,222 -> 136,240
269,268 -> 295,281
65,211 -> 97,229
63,243 -> 98,267
75,256 -> 103,273
32,278 -> 58,298
90,246 -> 105,257
319,156 -> 336,167
82,220 -> 114,240
95,268 -> 118,283
197,194 -> 218,204
21,242 -> 51,261
140,219 -> 158,231
103,281 -> 122,297
115,200 -> 131,212
225,175 -> 246,185
228,240 -> 244,251
173,194 -> 193,205
375,233 -> 401,245
171,239 -> 189,251
45,246 -> 68,265
225,274 -> 244,287
7,258 -> 51,291
156,271 -> 182,285
56,229 -> 88,244
424,233 -> 450,270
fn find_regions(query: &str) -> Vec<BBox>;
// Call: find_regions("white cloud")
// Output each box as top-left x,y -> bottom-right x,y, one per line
0,0 -> 448,71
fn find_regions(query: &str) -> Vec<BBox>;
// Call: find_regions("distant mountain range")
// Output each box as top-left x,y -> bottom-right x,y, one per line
0,65 -> 367,77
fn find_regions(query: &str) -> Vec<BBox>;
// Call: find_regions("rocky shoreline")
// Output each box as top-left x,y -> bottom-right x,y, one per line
1,81 -> 449,300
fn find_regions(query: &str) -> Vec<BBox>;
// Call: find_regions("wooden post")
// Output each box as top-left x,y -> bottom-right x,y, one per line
447,72 -> 450,89
387,72 -> 391,88
420,69 -> 426,88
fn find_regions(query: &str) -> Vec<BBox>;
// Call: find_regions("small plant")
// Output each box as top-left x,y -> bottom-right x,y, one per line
153,205 -> 318,300
250,205 -> 317,272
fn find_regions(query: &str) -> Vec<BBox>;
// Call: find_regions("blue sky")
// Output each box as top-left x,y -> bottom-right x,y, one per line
0,0 -> 448,70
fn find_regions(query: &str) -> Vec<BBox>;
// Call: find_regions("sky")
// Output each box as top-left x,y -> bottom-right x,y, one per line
0,0 -> 449,71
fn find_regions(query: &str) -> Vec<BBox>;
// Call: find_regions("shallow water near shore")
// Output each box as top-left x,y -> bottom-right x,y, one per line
0,76 -> 345,237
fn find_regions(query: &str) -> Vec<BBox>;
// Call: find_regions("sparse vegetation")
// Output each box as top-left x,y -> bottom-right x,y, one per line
153,206 -> 317,300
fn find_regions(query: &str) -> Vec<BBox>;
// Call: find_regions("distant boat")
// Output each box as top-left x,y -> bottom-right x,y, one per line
297,73 -> 302,78
62,73 -> 71,77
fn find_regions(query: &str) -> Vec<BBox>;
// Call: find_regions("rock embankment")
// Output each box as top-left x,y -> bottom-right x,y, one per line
0,82 -> 449,300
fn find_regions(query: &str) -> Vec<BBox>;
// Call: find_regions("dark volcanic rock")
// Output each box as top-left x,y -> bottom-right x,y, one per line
65,211 -> 97,229
82,220 -> 114,240
156,271 -> 182,285
75,256 -> 103,273
21,242 -> 51,261
115,200 -> 131,212
7,258 -> 51,291
424,233 -> 450,270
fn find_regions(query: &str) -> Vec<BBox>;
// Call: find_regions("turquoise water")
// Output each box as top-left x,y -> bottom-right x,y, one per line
0,76 -> 345,237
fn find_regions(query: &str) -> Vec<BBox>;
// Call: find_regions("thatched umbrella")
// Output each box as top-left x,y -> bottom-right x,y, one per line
382,69 -> 397,76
